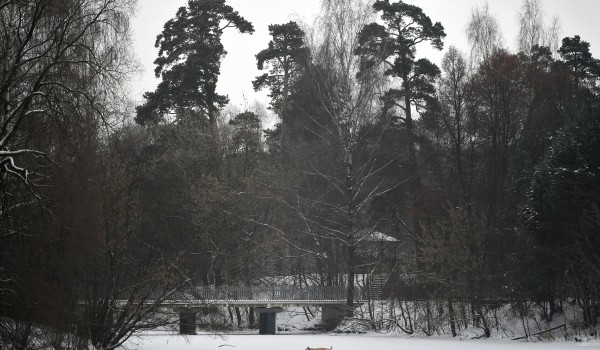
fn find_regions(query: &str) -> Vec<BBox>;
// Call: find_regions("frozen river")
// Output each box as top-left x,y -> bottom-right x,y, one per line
124,333 -> 595,350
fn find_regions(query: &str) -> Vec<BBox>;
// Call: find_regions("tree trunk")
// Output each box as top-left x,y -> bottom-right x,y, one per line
248,307 -> 255,328
448,300 -> 457,337
403,69 -> 423,267
208,109 -> 223,177
346,244 -> 356,317
235,307 -> 242,328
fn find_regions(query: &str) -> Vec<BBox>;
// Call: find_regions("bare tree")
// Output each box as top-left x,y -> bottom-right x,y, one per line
545,16 -> 562,57
466,2 -> 503,67
283,0 -> 394,313
517,0 -> 545,56
516,0 -> 562,57
437,46 -> 469,194
0,0 -> 136,327
0,0 -> 135,185
0,2 -> 196,349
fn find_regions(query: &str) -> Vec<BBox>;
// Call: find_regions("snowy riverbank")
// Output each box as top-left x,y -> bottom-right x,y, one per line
123,332 -> 598,350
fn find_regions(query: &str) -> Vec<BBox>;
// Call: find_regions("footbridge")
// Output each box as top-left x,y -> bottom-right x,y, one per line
168,285 -> 368,307
169,286 -> 373,335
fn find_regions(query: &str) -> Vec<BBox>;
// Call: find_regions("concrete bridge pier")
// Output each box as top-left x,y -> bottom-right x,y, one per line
255,307 -> 283,335
177,308 -> 198,335
322,305 -> 346,330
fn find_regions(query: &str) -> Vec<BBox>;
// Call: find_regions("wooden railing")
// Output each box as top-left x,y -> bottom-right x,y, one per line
167,286 -> 366,303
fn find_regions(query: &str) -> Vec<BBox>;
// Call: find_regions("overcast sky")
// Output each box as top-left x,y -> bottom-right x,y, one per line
130,0 -> 600,111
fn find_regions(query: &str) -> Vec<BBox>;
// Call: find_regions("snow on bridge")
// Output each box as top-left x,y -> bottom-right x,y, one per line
165,285 -> 370,307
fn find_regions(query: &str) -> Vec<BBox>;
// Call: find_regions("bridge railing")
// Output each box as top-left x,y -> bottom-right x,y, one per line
169,286 -> 366,303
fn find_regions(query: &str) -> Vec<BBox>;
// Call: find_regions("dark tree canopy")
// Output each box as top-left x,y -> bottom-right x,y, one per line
136,0 -> 254,126
253,21 -> 308,114
356,0 -> 445,62
558,35 -> 600,83
356,0 -> 446,119
525,103 -> 600,304
229,111 -> 261,156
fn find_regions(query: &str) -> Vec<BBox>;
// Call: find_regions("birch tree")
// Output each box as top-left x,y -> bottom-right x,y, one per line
516,0 -> 562,57
466,2 -> 502,66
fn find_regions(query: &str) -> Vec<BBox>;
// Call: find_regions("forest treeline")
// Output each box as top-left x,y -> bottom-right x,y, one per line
1,0 -> 600,348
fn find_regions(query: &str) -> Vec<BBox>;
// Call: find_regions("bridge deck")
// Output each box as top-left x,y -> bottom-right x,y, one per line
163,286 -> 370,307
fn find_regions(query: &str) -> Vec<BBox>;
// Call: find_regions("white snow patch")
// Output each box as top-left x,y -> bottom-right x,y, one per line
124,333 -> 594,350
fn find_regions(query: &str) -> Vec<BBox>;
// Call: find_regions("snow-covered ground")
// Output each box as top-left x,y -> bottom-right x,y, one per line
123,303 -> 599,350
124,332 -> 597,350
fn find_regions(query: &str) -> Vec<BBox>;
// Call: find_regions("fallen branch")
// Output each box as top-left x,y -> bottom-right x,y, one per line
512,324 -> 566,340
